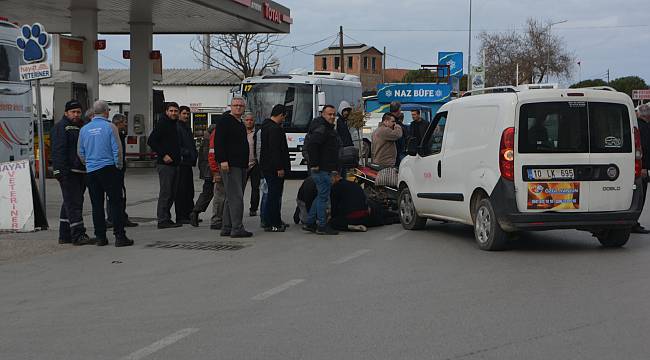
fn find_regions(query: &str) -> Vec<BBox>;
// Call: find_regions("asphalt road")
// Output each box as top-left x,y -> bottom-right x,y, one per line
2,169 -> 650,359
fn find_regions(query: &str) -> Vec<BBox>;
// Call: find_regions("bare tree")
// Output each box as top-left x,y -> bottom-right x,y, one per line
190,34 -> 281,80
479,19 -> 575,86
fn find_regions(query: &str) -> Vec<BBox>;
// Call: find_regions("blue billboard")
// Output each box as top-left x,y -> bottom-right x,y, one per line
438,52 -> 463,77
377,83 -> 452,103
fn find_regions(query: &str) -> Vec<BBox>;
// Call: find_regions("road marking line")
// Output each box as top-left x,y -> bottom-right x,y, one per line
332,249 -> 372,264
251,279 -> 305,301
120,328 -> 199,360
386,230 -> 408,241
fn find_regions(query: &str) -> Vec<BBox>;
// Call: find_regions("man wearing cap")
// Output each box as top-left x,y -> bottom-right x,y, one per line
50,100 -> 93,245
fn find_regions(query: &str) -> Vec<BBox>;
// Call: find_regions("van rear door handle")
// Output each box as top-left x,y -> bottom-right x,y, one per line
437,160 -> 442,178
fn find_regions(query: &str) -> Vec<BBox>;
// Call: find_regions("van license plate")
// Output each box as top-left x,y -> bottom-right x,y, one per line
528,168 -> 575,180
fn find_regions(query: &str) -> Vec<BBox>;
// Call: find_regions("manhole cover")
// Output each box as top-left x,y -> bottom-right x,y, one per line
127,217 -> 158,223
146,241 -> 248,251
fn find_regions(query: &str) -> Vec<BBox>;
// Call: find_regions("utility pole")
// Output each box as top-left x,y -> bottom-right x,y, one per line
383,46 -> 386,83
339,26 -> 345,73
467,0 -> 472,90
607,68 -> 610,83
202,34 -> 211,70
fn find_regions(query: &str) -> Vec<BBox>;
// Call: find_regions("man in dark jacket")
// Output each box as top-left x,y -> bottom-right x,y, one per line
175,106 -> 198,224
50,100 -> 93,245
303,104 -> 340,235
214,96 -> 252,238
634,104 -> 650,234
329,173 -> 396,231
190,124 -> 216,227
293,176 -> 317,225
147,102 -> 182,228
106,113 -> 138,228
336,100 -> 354,147
260,104 -> 290,232
407,109 -> 430,149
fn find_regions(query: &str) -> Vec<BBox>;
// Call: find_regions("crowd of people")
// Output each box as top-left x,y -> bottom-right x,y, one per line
49,95 -> 441,246
48,94 -> 650,245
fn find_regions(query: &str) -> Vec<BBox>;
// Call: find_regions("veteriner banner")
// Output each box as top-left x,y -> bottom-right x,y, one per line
0,159 -> 34,231
527,182 -> 581,210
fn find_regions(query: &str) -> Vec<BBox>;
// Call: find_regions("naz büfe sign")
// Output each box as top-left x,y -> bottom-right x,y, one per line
377,83 -> 453,103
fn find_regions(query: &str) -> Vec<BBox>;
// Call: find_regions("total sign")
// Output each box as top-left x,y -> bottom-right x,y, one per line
378,83 -> 452,103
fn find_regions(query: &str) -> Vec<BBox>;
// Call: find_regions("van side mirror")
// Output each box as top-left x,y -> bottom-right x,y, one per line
406,137 -> 418,156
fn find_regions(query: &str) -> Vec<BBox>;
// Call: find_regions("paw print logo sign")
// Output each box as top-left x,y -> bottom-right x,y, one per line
16,23 -> 50,63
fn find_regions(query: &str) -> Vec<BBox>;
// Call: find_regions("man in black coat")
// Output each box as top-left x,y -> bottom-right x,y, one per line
148,102 -> 182,228
50,100 -> 93,245
190,124 -> 217,227
214,96 -> 253,238
106,113 -> 138,228
175,106 -> 198,224
634,104 -> 650,234
407,109 -> 430,149
260,104 -> 290,232
336,100 -> 354,147
303,104 -> 340,235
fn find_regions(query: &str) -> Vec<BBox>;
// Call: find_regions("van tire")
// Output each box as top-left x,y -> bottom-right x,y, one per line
596,228 -> 630,248
399,186 -> 427,230
473,199 -> 509,251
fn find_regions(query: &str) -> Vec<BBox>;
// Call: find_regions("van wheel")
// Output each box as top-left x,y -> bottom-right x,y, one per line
596,228 -> 630,248
473,199 -> 509,251
399,187 -> 426,230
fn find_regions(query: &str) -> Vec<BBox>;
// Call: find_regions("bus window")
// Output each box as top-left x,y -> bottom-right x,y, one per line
0,44 -> 21,82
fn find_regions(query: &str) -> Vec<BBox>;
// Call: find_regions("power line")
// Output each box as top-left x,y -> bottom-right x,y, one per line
274,33 -> 339,50
100,53 -> 128,67
346,24 -> 649,33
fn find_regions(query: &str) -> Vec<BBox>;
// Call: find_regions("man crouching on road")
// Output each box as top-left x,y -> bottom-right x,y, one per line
78,100 -> 134,247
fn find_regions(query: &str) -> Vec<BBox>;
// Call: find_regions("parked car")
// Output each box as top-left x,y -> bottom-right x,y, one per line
397,85 -> 643,250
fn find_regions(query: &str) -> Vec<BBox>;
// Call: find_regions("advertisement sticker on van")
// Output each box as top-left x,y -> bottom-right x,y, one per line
527,182 -> 580,210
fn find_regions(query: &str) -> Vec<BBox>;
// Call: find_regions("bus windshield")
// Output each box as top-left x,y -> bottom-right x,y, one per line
243,83 -> 314,131
0,44 -> 21,82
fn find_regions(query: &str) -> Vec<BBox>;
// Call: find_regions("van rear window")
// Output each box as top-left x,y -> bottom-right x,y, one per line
518,102 -> 631,153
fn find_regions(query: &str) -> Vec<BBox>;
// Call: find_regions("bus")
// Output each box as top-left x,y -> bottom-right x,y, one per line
241,71 -> 362,172
0,18 -> 33,164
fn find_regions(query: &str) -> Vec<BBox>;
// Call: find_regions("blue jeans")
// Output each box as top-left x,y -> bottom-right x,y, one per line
306,170 -> 332,227
259,178 -> 268,225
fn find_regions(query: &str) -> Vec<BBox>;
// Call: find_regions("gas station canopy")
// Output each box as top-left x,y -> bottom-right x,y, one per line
0,0 -> 291,34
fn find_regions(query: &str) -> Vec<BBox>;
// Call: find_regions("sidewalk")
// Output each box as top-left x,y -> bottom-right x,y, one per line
1,168 -> 299,262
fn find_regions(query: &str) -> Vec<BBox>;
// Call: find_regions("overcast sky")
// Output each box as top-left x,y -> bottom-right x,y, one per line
98,0 -> 650,86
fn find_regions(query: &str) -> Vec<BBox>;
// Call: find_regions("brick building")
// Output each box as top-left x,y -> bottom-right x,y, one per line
314,43 -> 383,92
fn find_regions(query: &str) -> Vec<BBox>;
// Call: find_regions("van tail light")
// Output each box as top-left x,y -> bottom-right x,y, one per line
499,127 -> 515,181
634,127 -> 642,178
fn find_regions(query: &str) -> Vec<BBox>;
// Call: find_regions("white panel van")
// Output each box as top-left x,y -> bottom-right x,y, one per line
397,86 -> 643,250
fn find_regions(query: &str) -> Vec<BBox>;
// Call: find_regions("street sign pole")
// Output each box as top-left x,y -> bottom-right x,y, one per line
16,23 -> 52,219
35,78 -> 46,208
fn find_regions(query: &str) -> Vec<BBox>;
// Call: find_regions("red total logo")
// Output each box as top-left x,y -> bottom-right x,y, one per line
263,2 -> 282,24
